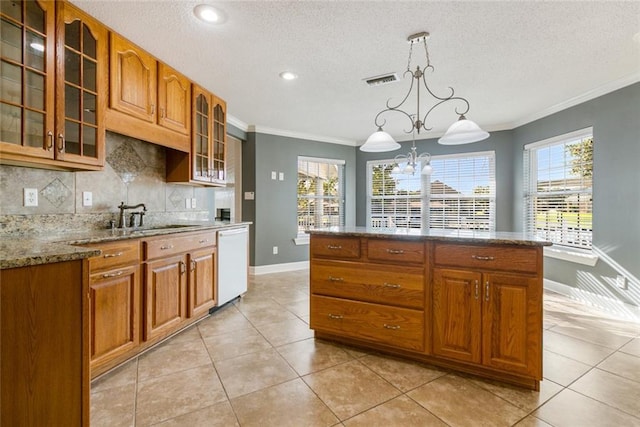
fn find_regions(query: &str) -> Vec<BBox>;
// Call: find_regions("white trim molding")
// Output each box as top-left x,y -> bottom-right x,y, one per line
250,261 -> 309,275
544,246 -> 599,266
248,125 -> 357,146
544,279 -> 640,322
226,114 -> 249,132
293,235 -> 309,246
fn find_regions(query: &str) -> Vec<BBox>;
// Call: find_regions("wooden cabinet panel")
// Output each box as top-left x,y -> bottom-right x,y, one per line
143,254 -> 187,341
89,264 -> 140,366
109,33 -> 156,123
310,235 -> 361,259
87,239 -> 140,273
311,260 -> 425,309
157,63 -> 190,135
311,295 -> 424,352
482,273 -> 541,378
143,230 -> 217,260
432,268 -> 482,364
188,247 -> 216,317
434,243 -> 538,273
367,239 -> 425,264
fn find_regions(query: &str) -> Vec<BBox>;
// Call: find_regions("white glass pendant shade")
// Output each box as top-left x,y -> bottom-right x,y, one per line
391,164 -> 401,174
438,116 -> 490,145
421,163 -> 433,175
403,164 -> 415,174
360,129 -> 401,152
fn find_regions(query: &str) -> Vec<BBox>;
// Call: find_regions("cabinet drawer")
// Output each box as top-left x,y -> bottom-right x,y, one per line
143,231 -> 216,260
367,239 -> 425,265
434,244 -> 538,273
87,240 -> 140,273
310,235 -> 361,259
311,295 -> 424,352
311,261 -> 424,309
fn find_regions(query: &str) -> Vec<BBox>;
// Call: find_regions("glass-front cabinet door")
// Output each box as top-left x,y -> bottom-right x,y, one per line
211,96 -> 226,184
192,85 -> 211,183
0,0 -> 55,159
55,2 -> 106,167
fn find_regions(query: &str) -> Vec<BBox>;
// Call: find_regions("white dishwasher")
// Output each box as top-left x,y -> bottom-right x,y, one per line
217,225 -> 249,306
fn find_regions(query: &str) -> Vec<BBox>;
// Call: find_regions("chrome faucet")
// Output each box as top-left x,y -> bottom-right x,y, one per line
117,202 -> 146,228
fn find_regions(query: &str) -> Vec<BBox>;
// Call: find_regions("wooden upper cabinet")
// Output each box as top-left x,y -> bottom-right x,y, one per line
211,95 -> 226,184
158,63 -> 190,135
55,2 -> 106,167
109,33 -> 156,123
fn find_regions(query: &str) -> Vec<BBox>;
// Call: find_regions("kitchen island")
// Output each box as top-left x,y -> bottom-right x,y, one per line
308,227 -> 551,390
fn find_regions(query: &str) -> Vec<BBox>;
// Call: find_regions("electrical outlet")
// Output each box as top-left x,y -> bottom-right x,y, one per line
272,246 -> 278,255
185,198 -> 192,209
271,171 -> 277,180
82,191 -> 92,207
191,198 -> 197,209
616,275 -> 628,290
278,172 -> 284,181
24,188 -> 38,207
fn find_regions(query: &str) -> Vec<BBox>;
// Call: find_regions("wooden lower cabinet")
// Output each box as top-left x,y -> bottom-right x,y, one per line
188,247 -> 217,317
143,254 -> 188,340
89,264 -> 140,366
309,234 -> 545,390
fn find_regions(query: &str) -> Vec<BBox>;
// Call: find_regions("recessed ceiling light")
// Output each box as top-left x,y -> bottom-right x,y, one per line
279,71 -> 298,81
194,4 -> 226,24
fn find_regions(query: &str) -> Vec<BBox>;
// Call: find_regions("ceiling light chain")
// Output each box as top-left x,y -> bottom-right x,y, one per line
360,30 -> 490,152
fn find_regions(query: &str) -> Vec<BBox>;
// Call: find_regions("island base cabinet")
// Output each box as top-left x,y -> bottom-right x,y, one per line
433,268 -> 542,379
311,295 -> 425,352
1,260 -> 88,426
89,265 -> 140,367
143,254 -> 188,341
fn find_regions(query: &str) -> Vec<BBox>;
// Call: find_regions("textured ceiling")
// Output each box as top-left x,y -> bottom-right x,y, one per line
71,1 -> 640,145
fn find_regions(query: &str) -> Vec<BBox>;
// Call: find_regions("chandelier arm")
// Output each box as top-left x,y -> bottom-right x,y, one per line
386,69 -> 416,110
374,106 -> 417,134
421,67 -> 471,113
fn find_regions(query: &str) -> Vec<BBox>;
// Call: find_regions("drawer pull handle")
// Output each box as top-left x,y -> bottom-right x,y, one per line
383,283 -> 401,289
328,314 -> 343,320
103,252 -> 123,258
160,245 -> 174,250
199,239 -> 209,244
327,245 -> 342,250
328,276 -> 344,282
485,281 -> 490,301
383,324 -> 400,330
472,255 -> 495,261
102,271 -> 123,278
386,249 -> 405,255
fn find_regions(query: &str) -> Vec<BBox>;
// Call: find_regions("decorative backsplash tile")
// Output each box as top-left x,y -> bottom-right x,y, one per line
0,131 -> 215,234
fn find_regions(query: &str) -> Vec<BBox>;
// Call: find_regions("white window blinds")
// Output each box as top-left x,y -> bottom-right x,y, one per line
297,157 -> 345,233
366,151 -> 496,231
524,128 -> 593,249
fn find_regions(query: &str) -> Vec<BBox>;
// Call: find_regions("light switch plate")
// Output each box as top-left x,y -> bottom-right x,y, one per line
279,172 -> 284,181
271,171 -> 277,180
82,191 -> 92,207
191,198 -> 197,209
244,191 -> 255,200
24,188 -> 38,207
185,198 -> 192,209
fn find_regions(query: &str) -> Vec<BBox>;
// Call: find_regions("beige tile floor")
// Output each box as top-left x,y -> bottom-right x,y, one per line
91,270 -> 640,427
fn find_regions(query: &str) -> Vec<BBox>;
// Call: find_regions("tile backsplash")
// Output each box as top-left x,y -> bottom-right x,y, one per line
0,132 -> 213,234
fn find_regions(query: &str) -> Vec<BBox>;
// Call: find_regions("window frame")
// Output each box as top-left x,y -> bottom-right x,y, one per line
524,127 -> 594,250
296,156 -> 345,242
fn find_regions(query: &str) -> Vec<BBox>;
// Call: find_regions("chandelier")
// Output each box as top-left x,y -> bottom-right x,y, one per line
392,125 -> 433,175
360,31 -> 489,152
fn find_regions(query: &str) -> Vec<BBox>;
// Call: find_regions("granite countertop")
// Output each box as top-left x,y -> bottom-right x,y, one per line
0,222 -> 251,270
307,226 -> 552,246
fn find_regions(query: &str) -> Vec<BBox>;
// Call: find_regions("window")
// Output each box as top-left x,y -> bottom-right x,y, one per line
524,128 -> 593,249
367,151 -> 495,231
297,157 -> 345,234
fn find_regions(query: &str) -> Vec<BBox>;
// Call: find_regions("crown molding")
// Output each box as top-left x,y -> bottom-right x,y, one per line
510,72 -> 640,129
247,125 -> 357,146
226,114 -> 249,132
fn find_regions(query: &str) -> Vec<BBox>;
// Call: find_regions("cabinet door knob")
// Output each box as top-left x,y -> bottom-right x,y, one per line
485,281 -> 490,301
328,314 -> 343,320
383,324 -> 400,330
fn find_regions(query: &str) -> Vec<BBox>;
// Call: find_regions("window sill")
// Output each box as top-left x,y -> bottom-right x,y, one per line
293,235 -> 309,246
544,246 -> 598,266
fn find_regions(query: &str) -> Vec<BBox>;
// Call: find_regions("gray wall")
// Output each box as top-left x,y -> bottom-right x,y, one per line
355,130 -> 516,231
512,83 -> 640,308
242,132 -> 356,266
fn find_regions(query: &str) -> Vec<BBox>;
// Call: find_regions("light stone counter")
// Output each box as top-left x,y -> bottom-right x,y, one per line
0,222 -> 250,269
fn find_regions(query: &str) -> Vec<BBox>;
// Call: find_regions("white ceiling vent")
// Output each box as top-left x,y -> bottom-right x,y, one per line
364,73 -> 399,87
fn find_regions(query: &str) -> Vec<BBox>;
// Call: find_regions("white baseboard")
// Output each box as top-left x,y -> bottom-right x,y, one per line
250,261 -> 309,275
544,279 -> 640,322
